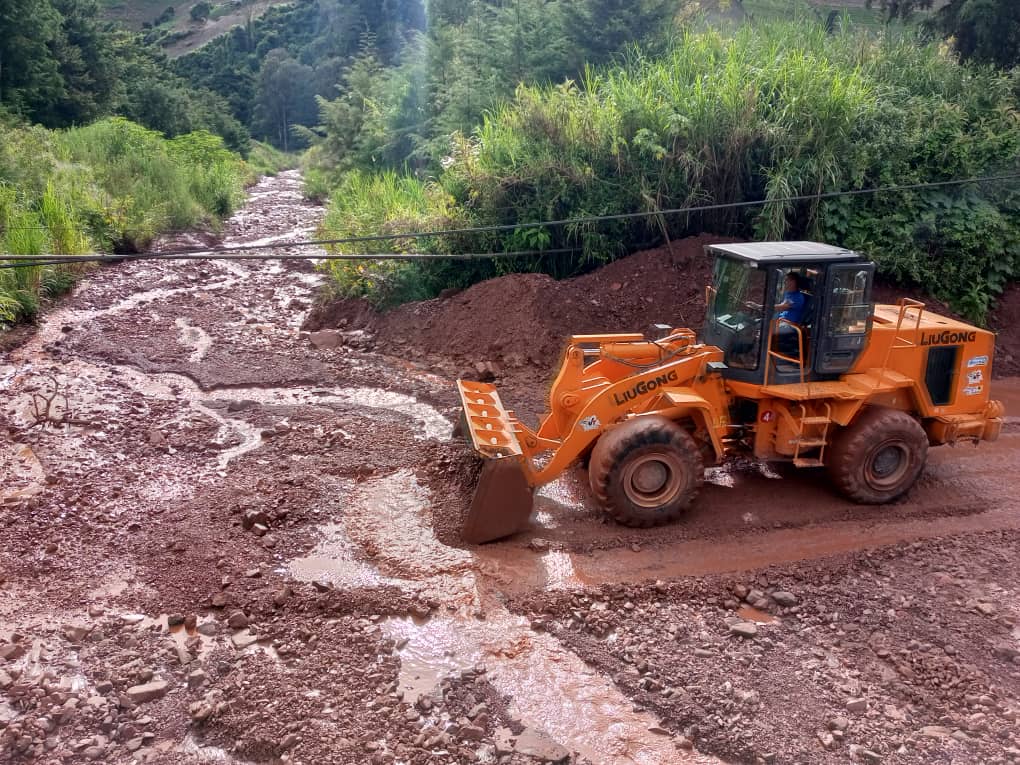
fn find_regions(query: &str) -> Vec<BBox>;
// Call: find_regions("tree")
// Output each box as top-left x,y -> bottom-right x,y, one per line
253,48 -> 316,150
930,0 -> 1020,69
865,0 -> 932,24
48,0 -> 119,125
190,1 -> 212,22
559,0 -> 678,75
0,0 -> 64,115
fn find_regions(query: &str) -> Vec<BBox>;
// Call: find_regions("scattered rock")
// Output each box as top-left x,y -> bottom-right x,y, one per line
846,698 -> 868,713
126,681 -> 169,704
513,727 -> 570,762
772,591 -> 798,606
187,670 -> 207,690
227,610 -> 249,629
62,623 -> 91,643
0,643 -> 26,660
829,717 -> 850,731
231,629 -> 259,650
309,330 -> 344,350
729,622 -> 758,638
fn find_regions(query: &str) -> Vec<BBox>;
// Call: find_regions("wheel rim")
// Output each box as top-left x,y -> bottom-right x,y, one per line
621,453 -> 684,509
864,439 -> 911,490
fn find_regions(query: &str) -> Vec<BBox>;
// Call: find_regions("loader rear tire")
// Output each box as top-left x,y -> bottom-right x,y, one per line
827,407 -> 928,504
589,416 -> 703,528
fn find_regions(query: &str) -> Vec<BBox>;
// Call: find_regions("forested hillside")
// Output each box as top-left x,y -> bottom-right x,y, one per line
1,0 -> 247,145
287,1 -> 1018,320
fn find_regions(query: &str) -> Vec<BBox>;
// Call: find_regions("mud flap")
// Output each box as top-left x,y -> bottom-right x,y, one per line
461,456 -> 534,544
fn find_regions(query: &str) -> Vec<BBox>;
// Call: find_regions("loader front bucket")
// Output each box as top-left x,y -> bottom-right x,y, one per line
456,380 -> 535,544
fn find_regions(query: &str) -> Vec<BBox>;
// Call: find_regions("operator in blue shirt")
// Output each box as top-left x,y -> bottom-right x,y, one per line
777,272 -> 806,324
775,272 -> 806,355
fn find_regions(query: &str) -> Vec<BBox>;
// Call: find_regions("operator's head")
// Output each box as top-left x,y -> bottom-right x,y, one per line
785,272 -> 802,292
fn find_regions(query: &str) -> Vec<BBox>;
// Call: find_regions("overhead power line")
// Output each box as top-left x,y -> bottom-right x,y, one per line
0,249 -> 580,270
1,171 -> 1018,268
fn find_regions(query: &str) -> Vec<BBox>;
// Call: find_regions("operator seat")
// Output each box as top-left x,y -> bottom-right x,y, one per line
775,279 -> 814,364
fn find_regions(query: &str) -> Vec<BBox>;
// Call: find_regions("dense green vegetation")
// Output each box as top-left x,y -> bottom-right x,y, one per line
172,0 -> 425,149
172,0 -> 680,154
0,0 -> 247,147
0,115 -> 258,323
0,0 -> 300,325
315,18 -> 1019,319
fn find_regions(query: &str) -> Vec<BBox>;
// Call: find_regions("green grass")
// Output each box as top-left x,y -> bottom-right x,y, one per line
1,116 -> 252,325
319,19 -> 1020,320
247,141 -> 299,177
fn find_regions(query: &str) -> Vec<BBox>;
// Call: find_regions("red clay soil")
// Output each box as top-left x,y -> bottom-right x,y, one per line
307,235 -> 1020,380
305,234 -> 734,369
989,283 -> 1020,377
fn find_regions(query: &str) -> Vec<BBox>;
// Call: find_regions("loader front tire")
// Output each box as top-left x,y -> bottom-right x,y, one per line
827,407 -> 928,504
589,416 -> 703,528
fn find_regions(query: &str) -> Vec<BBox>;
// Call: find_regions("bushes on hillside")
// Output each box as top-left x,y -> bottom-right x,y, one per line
0,117 -> 252,324
319,22 -> 1020,319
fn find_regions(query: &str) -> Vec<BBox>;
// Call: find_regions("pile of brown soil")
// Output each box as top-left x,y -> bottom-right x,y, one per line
305,234 -> 733,368
988,283 -> 1020,377
306,235 -> 1020,380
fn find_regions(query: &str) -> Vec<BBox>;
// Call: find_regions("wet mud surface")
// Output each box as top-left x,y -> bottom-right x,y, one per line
2,171 -> 1019,764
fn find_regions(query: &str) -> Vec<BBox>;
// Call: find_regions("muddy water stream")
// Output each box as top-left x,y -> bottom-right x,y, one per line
290,468 -> 715,763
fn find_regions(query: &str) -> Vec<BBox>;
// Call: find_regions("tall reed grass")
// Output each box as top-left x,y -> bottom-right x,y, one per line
320,20 -> 1020,318
1,117 -> 255,325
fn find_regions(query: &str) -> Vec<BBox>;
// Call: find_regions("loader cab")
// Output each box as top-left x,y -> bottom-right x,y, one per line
702,242 -> 875,385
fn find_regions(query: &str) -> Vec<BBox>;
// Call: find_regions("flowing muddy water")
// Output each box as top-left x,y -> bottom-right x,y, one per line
288,469 -> 714,763
3,170 -> 704,762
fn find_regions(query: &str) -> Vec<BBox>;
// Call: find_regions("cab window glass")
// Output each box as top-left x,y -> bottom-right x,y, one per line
708,258 -> 767,370
828,269 -> 871,334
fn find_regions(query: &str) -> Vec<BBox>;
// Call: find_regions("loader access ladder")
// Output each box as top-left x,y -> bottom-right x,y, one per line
786,402 -> 833,468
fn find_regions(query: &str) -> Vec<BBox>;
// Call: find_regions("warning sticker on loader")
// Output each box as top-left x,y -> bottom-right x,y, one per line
967,370 -> 983,385
964,385 -> 983,396
967,355 -> 988,368
579,415 -> 602,432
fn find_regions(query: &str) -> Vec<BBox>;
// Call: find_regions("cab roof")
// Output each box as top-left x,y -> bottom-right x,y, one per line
706,241 -> 865,264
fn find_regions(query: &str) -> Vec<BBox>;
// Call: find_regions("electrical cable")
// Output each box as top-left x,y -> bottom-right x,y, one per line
2,171 -> 1018,265
0,248 -> 580,269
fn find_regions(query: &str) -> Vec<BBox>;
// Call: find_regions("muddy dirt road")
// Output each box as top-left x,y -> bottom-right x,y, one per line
2,171 -> 1019,765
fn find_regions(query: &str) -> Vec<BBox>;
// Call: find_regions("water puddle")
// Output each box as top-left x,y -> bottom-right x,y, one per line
383,611 -> 708,764
200,385 -> 451,442
570,509 -> 1020,582
299,471 -> 711,763
344,470 -> 473,583
288,523 -> 389,588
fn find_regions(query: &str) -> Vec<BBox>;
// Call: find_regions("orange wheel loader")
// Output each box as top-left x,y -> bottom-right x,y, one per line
455,242 -> 1005,543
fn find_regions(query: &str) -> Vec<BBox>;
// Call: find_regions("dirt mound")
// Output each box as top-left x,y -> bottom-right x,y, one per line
307,236 -> 1020,382
989,283 -> 1020,377
307,234 -> 734,368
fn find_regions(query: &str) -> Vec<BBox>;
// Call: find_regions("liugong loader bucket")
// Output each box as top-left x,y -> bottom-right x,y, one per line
456,380 -> 535,544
